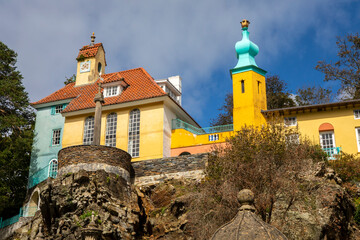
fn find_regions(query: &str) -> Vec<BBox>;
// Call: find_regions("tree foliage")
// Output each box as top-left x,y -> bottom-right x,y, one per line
64,74 -> 76,85
0,41 -> 34,218
210,93 -> 233,126
296,86 -> 334,106
315,33 -> 360,99
266,75 -> 295,109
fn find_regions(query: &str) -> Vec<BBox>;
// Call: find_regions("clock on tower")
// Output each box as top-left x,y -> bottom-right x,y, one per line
80,60 -> 91,73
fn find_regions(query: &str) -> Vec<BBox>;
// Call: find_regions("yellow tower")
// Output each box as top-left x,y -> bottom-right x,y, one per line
231,20 -> 267,131
75,33 -> 107,86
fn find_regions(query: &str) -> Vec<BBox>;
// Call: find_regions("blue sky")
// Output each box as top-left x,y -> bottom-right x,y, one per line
1,0 -> 359,127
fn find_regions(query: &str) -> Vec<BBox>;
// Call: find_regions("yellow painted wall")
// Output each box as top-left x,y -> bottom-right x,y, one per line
282,107 -> 360,154
171,128 -> 233,149
75,46 -> 106,86
62,102 -> 165,161
232,70 -> 267,131
171,106 -> 360,156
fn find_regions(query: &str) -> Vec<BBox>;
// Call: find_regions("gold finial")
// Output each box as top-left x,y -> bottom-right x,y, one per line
90,32 -> 96,46
241,19 -> 250,29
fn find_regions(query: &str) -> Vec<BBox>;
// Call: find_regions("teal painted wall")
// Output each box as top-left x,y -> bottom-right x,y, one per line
29,105 -> 65,177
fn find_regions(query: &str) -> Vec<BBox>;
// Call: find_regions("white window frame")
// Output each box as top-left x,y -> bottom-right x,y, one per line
356,128 -> 360,152
284,117 -> 297,127
320,131 -> 338,159
104,85 -> 121,97
83,116 -> 94,145
128,109 -> 140,157
105,113 -> 117,147
48,159 -> 58,178
320,131 -> 336,149
55,105 -> 63,114
52,129 -> 61,146
354,110 -> 360,119
208,134 -> 219,142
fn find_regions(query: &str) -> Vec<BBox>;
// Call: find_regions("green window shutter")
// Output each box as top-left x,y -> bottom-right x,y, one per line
62,103 -> 68,110
51,106 -> 55,115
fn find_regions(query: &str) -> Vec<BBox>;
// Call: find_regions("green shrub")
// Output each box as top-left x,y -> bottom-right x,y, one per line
329,153 -> 360,183
80,210 -> 97,220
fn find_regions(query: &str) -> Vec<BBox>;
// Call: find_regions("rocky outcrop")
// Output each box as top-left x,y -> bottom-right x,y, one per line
271,160 -> 360,240
7,160 -> 360,240
10,170 -> 143,240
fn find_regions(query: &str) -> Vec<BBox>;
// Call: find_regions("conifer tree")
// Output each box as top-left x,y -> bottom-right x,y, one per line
266,75 -> 295,109
0,41 -> 34,218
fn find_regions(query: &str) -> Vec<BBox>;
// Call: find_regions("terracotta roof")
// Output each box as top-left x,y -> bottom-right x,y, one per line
77,43 -> 103,59
32,68 -> 167,113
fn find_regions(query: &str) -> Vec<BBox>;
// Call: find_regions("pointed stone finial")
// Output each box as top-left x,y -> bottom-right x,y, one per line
88,211 -> 97,228
210,188 -> 288,240
90,32 -> 96,46
81,211 -> 102,240
241,19 -> 250,29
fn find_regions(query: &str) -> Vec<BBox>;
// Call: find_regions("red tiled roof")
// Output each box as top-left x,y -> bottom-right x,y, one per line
77,43 -> 103,59
32,68 -> 167,113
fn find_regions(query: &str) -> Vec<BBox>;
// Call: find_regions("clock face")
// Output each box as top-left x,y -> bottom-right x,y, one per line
80,61 -> 91,73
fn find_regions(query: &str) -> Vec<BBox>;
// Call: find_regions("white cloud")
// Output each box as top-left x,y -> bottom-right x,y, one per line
0,0 -> 359,126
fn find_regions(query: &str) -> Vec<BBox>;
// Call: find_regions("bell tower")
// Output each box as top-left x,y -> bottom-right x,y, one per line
231,20 -> 267,131
75,33 -> 107,86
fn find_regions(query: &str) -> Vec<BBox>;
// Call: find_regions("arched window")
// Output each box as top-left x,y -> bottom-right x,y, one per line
98,62 -> 102,73
48,159 -> 58,178
83,116 -> 94,145
241,80 -> 245,93
319,123 -> 337,158
28,191 -> 40,216
106,113 -> 117,147
128,109 -> 140,157
179,151 -> 191,156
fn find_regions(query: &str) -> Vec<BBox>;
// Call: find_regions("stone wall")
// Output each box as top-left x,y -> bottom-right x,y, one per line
0,217 -> 33,240
58,145 -> 134,182
132,153 -> 208,185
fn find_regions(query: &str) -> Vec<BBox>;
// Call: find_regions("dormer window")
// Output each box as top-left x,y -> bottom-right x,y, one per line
55,105 -> 63,114
155,77 -> 182,105
104,85 -> 120,97
51,104 -> 67,115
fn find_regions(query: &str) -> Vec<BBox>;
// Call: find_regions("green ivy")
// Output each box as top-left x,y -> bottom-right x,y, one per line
76,54 -> 86,62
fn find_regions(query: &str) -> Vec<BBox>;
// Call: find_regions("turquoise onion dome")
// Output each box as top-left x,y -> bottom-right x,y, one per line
234,19 -> 259,68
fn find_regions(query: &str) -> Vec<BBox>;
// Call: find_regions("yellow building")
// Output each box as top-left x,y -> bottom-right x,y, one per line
263,101 -> 360,157
31,34 -> 199,162
170,19 -> 360,158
